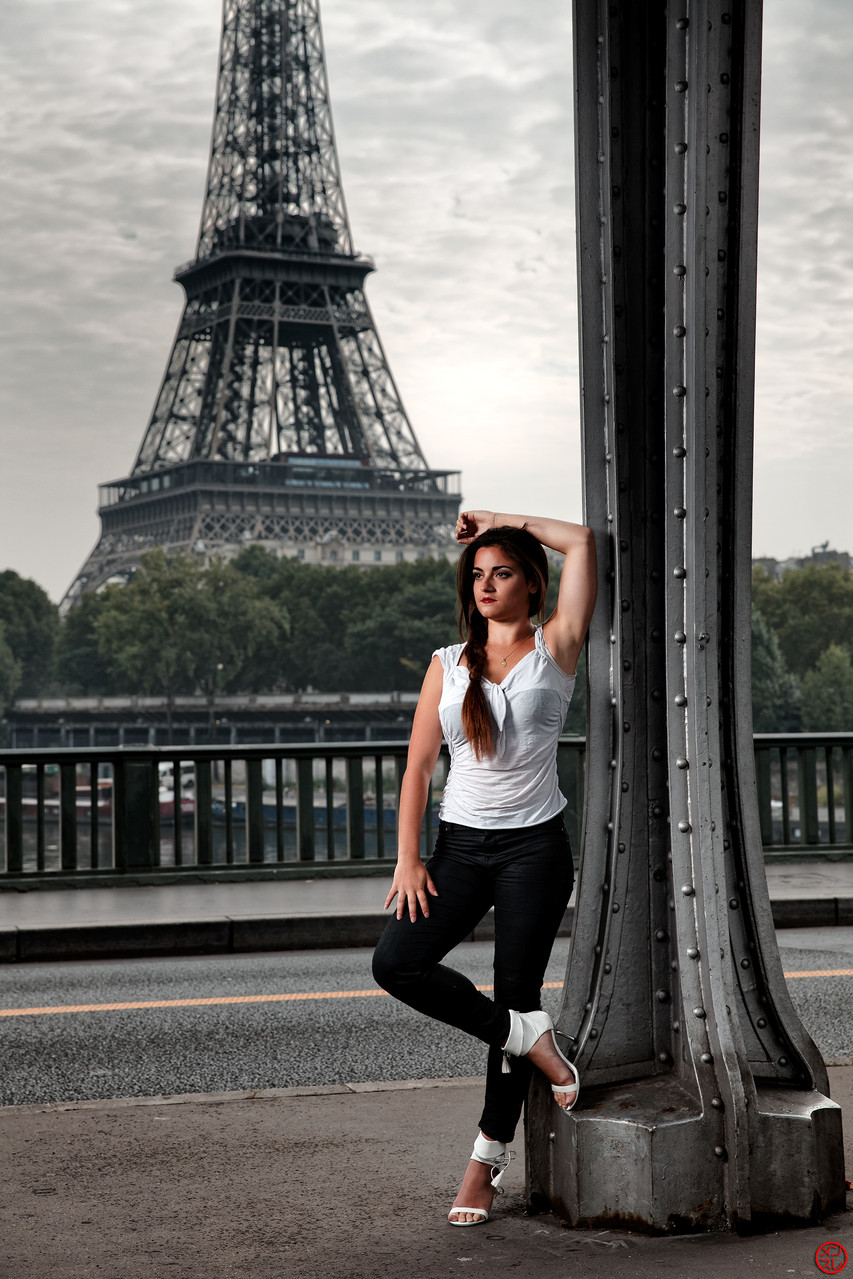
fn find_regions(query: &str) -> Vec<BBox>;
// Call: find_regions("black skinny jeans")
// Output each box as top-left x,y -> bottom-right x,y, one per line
372,814 -> 574,1143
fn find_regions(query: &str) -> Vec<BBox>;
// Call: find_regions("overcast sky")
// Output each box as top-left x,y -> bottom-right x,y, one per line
1,0 -> 851,602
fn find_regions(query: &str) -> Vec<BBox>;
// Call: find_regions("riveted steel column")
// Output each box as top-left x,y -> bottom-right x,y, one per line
527,0 -> 845,1230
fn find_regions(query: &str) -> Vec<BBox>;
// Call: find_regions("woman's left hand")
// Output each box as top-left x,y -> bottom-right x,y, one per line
455,510 -> 495,543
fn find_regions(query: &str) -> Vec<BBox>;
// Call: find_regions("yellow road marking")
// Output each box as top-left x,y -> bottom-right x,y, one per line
0,972 -> 848,1019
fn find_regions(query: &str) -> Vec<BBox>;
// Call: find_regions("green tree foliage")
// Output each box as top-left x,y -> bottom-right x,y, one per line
751,563 -> 853,680
233,549 -> 459,691
0,570 -> 59,697
95,550 -> 289,738
801,645 -> 853,732
750,610 -> 800,732
0,620 -> 22,712
55,591 -> 121,695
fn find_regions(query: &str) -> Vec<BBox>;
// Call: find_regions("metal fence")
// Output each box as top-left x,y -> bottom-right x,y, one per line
0,734 -> 849,884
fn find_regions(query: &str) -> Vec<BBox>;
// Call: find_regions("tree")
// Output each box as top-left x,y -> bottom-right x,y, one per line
801,645 -> 853,732
751,563 -> 853,680
0,570 -> 60,697
188,559 -> 289,739
95,550 -> 202,741
751,610 -> 801,732
56,591 -> 120,695
0,621 -> 21,712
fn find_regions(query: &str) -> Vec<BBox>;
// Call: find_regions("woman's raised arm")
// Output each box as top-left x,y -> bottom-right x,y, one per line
455,509 -> 597,675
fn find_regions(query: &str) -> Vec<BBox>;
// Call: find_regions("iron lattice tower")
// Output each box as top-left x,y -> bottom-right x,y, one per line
65,0 -> 459,602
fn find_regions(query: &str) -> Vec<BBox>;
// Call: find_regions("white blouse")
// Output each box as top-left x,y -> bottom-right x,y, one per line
433,627 -> 576,829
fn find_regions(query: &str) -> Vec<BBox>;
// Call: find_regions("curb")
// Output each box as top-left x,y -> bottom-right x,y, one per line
0,900 -> 850,963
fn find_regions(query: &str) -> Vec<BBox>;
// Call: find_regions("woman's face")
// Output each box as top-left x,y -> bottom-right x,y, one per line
471,546 -> 534,622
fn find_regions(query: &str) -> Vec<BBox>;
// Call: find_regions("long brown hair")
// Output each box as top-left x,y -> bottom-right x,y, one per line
456,526 -> 549,759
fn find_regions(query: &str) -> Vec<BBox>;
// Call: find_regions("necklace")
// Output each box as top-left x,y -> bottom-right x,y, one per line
487,631 -> 534,669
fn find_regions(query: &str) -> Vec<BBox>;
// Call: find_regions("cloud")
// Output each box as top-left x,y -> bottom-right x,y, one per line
0,0 -> 850,599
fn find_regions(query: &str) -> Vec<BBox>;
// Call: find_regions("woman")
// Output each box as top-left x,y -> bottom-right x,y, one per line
372,508 -> 596,1227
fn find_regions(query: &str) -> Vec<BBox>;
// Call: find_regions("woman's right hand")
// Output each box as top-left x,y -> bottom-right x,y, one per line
384,858 -> 439,922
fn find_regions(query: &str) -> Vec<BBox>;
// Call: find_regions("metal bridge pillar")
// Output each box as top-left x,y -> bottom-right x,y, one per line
527,0 -> 845,1229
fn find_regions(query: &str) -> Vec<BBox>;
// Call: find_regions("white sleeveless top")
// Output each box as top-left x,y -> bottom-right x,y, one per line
434,627 -> 576,829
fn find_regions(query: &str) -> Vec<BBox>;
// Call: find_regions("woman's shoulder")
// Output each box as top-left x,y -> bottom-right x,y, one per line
432,641 -> 466,673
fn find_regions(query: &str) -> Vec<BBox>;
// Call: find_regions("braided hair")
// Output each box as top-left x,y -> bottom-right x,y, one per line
456,526 -> 549,759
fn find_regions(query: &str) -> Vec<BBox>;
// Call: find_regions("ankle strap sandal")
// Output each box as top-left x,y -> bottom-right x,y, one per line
447,1133 -> 516,1227
501,1008 -> 581,1112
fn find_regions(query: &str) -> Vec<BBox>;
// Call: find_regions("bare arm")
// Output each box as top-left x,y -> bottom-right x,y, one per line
383,656 -> 444,921
456,508 -> 597,674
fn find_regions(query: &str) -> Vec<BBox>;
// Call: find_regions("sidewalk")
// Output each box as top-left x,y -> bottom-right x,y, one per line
1,860 -> 852,962
2,1072 -> 850,1278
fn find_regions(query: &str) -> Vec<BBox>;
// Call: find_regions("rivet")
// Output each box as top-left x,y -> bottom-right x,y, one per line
604,394 -> 611,404
672,446 -> 686,458
605,452 -> 612,462
673,386 -> 686,398
607,514 -> 614,523
714,1146 -> 726,1159
719,132 -> 729,143
676,758 -> 689,770
728,898 -> 739,910
594,944 -> 602,955
651,688 -> 662,701
676,17 -> 689,29
548,1131 -> 556,1142
650,629 -> 661,641
674,264 -> 687,276
658,1052 -> 670,1064
678,820 -> 691,835
675,693 -> 687,706
589,1028 -> 598,1039
610,696 -> 618,706
651,804 -> 663,818
778,1056 -> 788,1067
756,1017 -> 767,1029
740,958 -> 750,969
618,842 -> 626,853
653,867 -> 665,882
711,1097 -> 724,1110
720,73 -> 730,85
623,721 -> 631,732
670,960 -> 678,972
600,273 -> 608,284
621,781 -> 629,792
606,821 -> 614,831
693,1007 -> 706,1019
717,249 -> 726,262
721,12 -> 731,23
609,634 -> 616,644
675,81 -> 687,92
621,599 -> 630,612
675,142 -> 687,154
655,929 -> 667,941
674,203 -> 686,215
651,748 -> 663,761
675,631 -> 687,644
603,962 -> 612,973
609,759 -> 617,769
623,659 -> 632,669
672,1021 -> 680,1032
585,1001 -> 593,1011
674,567 -> 686,580
681,884 -> 694,896
612,903 -> 620,913
673,326 -> 686,338
602,882 -> 610,893
701,1052 -> 713,1064
687,947 -> 699,959
655,989 -> 670,1003
674,507 -> 687,519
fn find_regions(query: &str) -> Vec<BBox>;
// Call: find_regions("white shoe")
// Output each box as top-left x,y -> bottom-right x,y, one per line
447,1132 -> 516,1227
502,1009 -> 580,1112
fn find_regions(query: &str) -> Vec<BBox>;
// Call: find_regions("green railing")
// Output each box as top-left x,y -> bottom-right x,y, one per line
0,734 -> 849,885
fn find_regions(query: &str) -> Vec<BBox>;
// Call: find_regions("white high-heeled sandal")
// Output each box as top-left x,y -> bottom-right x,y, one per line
447,1132 -> 516,1227
501,1009 -> 580,1111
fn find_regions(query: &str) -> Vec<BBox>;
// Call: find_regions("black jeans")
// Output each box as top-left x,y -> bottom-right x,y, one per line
372,814 -> 574,1143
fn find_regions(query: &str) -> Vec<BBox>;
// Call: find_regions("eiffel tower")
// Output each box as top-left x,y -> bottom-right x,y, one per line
65,0 -> 460,604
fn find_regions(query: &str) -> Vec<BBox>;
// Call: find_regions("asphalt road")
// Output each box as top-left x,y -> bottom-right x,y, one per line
1,930 -> 852,1107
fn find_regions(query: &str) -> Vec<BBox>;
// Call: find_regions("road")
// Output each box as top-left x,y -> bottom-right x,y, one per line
1,929 -> 852,1107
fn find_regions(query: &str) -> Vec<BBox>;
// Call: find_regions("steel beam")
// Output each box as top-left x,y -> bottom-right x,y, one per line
527,0 -> 845,1230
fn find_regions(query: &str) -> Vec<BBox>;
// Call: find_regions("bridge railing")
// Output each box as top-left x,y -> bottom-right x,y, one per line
0,733 -> 849,884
